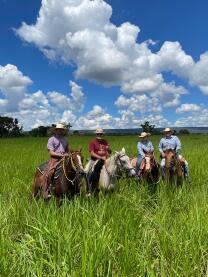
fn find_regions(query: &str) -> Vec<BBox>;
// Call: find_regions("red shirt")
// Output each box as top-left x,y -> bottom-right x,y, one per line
89,139 -> 109,160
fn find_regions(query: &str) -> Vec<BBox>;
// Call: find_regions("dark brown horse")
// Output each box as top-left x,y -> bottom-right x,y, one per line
140,152 -> 160,185
163,149 -> 183,186
32,148 -> 85,204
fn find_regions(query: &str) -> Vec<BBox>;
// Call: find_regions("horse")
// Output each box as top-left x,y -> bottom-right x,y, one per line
162,149 -> 183,186
130,152 -> 160,185
139,152 -> 160,185
31,148 -> 85,204
85,148 -> 136,193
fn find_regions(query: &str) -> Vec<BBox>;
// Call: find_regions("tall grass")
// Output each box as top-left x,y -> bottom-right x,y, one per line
0,135 -> 208,276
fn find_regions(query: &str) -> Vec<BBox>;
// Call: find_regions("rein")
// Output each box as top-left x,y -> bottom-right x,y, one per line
62,155 -> 81,186
105,154 -> 133,180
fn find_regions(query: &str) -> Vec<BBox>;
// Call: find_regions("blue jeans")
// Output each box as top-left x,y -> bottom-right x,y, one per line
136,155 -> 144,174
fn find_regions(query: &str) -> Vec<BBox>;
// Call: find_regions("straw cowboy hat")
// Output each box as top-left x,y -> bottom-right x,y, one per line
163,128 -> 173,133
55,123 -> 68,130
94,128 -> 105,134
139,132 -> 150,138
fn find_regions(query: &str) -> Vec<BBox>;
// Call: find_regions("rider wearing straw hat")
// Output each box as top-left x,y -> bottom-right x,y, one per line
159,127 -> 189,176
136,132 -> 154,177
42,123 -> 71,199
85,128 -> 110,193
89,128 -> 110,162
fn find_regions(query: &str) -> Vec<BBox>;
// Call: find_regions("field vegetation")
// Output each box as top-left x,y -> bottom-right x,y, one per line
0,135 -> 208,276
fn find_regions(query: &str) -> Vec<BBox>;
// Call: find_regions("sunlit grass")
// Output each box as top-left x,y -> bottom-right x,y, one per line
0,135 -> 208,276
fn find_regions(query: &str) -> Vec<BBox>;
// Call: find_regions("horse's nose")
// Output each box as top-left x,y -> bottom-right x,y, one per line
130,169 -> 136,176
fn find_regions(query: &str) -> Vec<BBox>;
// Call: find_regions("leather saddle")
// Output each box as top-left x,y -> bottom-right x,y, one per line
37,162 -> 63,179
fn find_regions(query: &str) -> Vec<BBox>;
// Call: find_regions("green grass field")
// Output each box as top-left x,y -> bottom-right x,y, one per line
0,135 -> 208,276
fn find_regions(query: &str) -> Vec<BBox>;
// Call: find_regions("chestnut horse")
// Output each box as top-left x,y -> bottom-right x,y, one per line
162,149 -> 183,186
32,149 -> 85,204
141,152 -> 160,185
131,152 -> 160,185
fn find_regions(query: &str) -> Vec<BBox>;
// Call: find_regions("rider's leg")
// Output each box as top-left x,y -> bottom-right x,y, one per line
136,155 -> 144,176
89,159 -> 104,192
184,161 -> 189,177
42,158 -> 59,199
85,160 -> 95,193
160,158 -> 165,178
178,155 -> 189,177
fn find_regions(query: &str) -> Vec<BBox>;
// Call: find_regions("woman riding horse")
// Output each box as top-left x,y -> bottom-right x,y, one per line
135,132 -> 159,184
136,132 -> 154,178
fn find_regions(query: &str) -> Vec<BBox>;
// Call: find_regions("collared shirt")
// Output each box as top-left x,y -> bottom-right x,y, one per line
137,140 -> 154,157
159,135 -> 181,153
89,138 -> 109,161
47,135 -> 68,154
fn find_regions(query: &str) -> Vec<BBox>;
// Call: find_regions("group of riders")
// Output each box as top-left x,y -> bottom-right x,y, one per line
41,123 -> 189,199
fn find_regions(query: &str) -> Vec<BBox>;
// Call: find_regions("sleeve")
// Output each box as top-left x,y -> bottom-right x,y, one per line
138,142 -> 145,157
89,141 -> 95,153
158,139 -> 163,153
47,137 -> 55,151
175,136 -> 181,152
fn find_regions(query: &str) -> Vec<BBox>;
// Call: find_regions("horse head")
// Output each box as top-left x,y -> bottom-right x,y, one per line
70,147 -> 85,174
115,148 -> 136,177
144,152 -> 154,172
164,149 -> 176,169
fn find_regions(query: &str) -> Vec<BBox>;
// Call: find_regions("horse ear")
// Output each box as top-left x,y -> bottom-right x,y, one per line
121,147 -> 126,154
78,146 -> 82,152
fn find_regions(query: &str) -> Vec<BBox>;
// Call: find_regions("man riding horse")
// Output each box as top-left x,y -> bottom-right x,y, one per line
85,128 -> 111,194
42,123 -> 71,199
136,132 -> 155,178
159,128 -> 189,178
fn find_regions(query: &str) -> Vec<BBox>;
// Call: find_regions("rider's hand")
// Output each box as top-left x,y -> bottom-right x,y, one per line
101,156 -> 106,161
63,153 -> 69,157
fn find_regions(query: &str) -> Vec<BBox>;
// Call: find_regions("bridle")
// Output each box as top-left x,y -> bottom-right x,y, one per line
105,153 -> 134,179
62,152 -> 84,186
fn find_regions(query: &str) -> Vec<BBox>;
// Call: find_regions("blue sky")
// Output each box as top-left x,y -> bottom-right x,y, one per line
0,0 -> 208,129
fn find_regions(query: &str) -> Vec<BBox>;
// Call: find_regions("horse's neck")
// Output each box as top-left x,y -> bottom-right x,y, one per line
106,155 -> 117,174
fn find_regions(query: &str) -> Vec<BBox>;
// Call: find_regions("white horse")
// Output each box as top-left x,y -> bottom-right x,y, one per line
85,148 -> 136,192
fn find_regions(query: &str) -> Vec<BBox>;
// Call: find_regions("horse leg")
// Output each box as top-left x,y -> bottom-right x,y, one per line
56,196 -> 63,207
30,171 -> 42,200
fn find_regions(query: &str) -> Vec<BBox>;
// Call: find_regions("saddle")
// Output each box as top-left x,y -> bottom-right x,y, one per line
37,161 -> 63,179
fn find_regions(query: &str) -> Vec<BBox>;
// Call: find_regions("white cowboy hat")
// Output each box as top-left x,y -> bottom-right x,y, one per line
163,128 -> 173,133
55,123 -> 67,130
139,132 -> 150,138
94,128 -> 105,134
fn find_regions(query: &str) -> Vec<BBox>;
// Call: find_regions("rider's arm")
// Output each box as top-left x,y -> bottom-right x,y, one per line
48,150 -> 66,159
159,139 -> 165,157
138,142 -> 145,157
175,136 -> 181,153
90,150 -> 105,160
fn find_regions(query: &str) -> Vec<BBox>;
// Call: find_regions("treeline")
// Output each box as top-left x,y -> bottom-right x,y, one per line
0,116 -> 23,138
0,117 -> 191,138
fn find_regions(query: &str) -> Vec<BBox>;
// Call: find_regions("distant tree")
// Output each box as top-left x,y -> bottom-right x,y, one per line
30,126 -> 49,137
141,121 -> 155,134
0,116 -> 22,137
179,129 -> 190,135
73,130 -> 80,135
